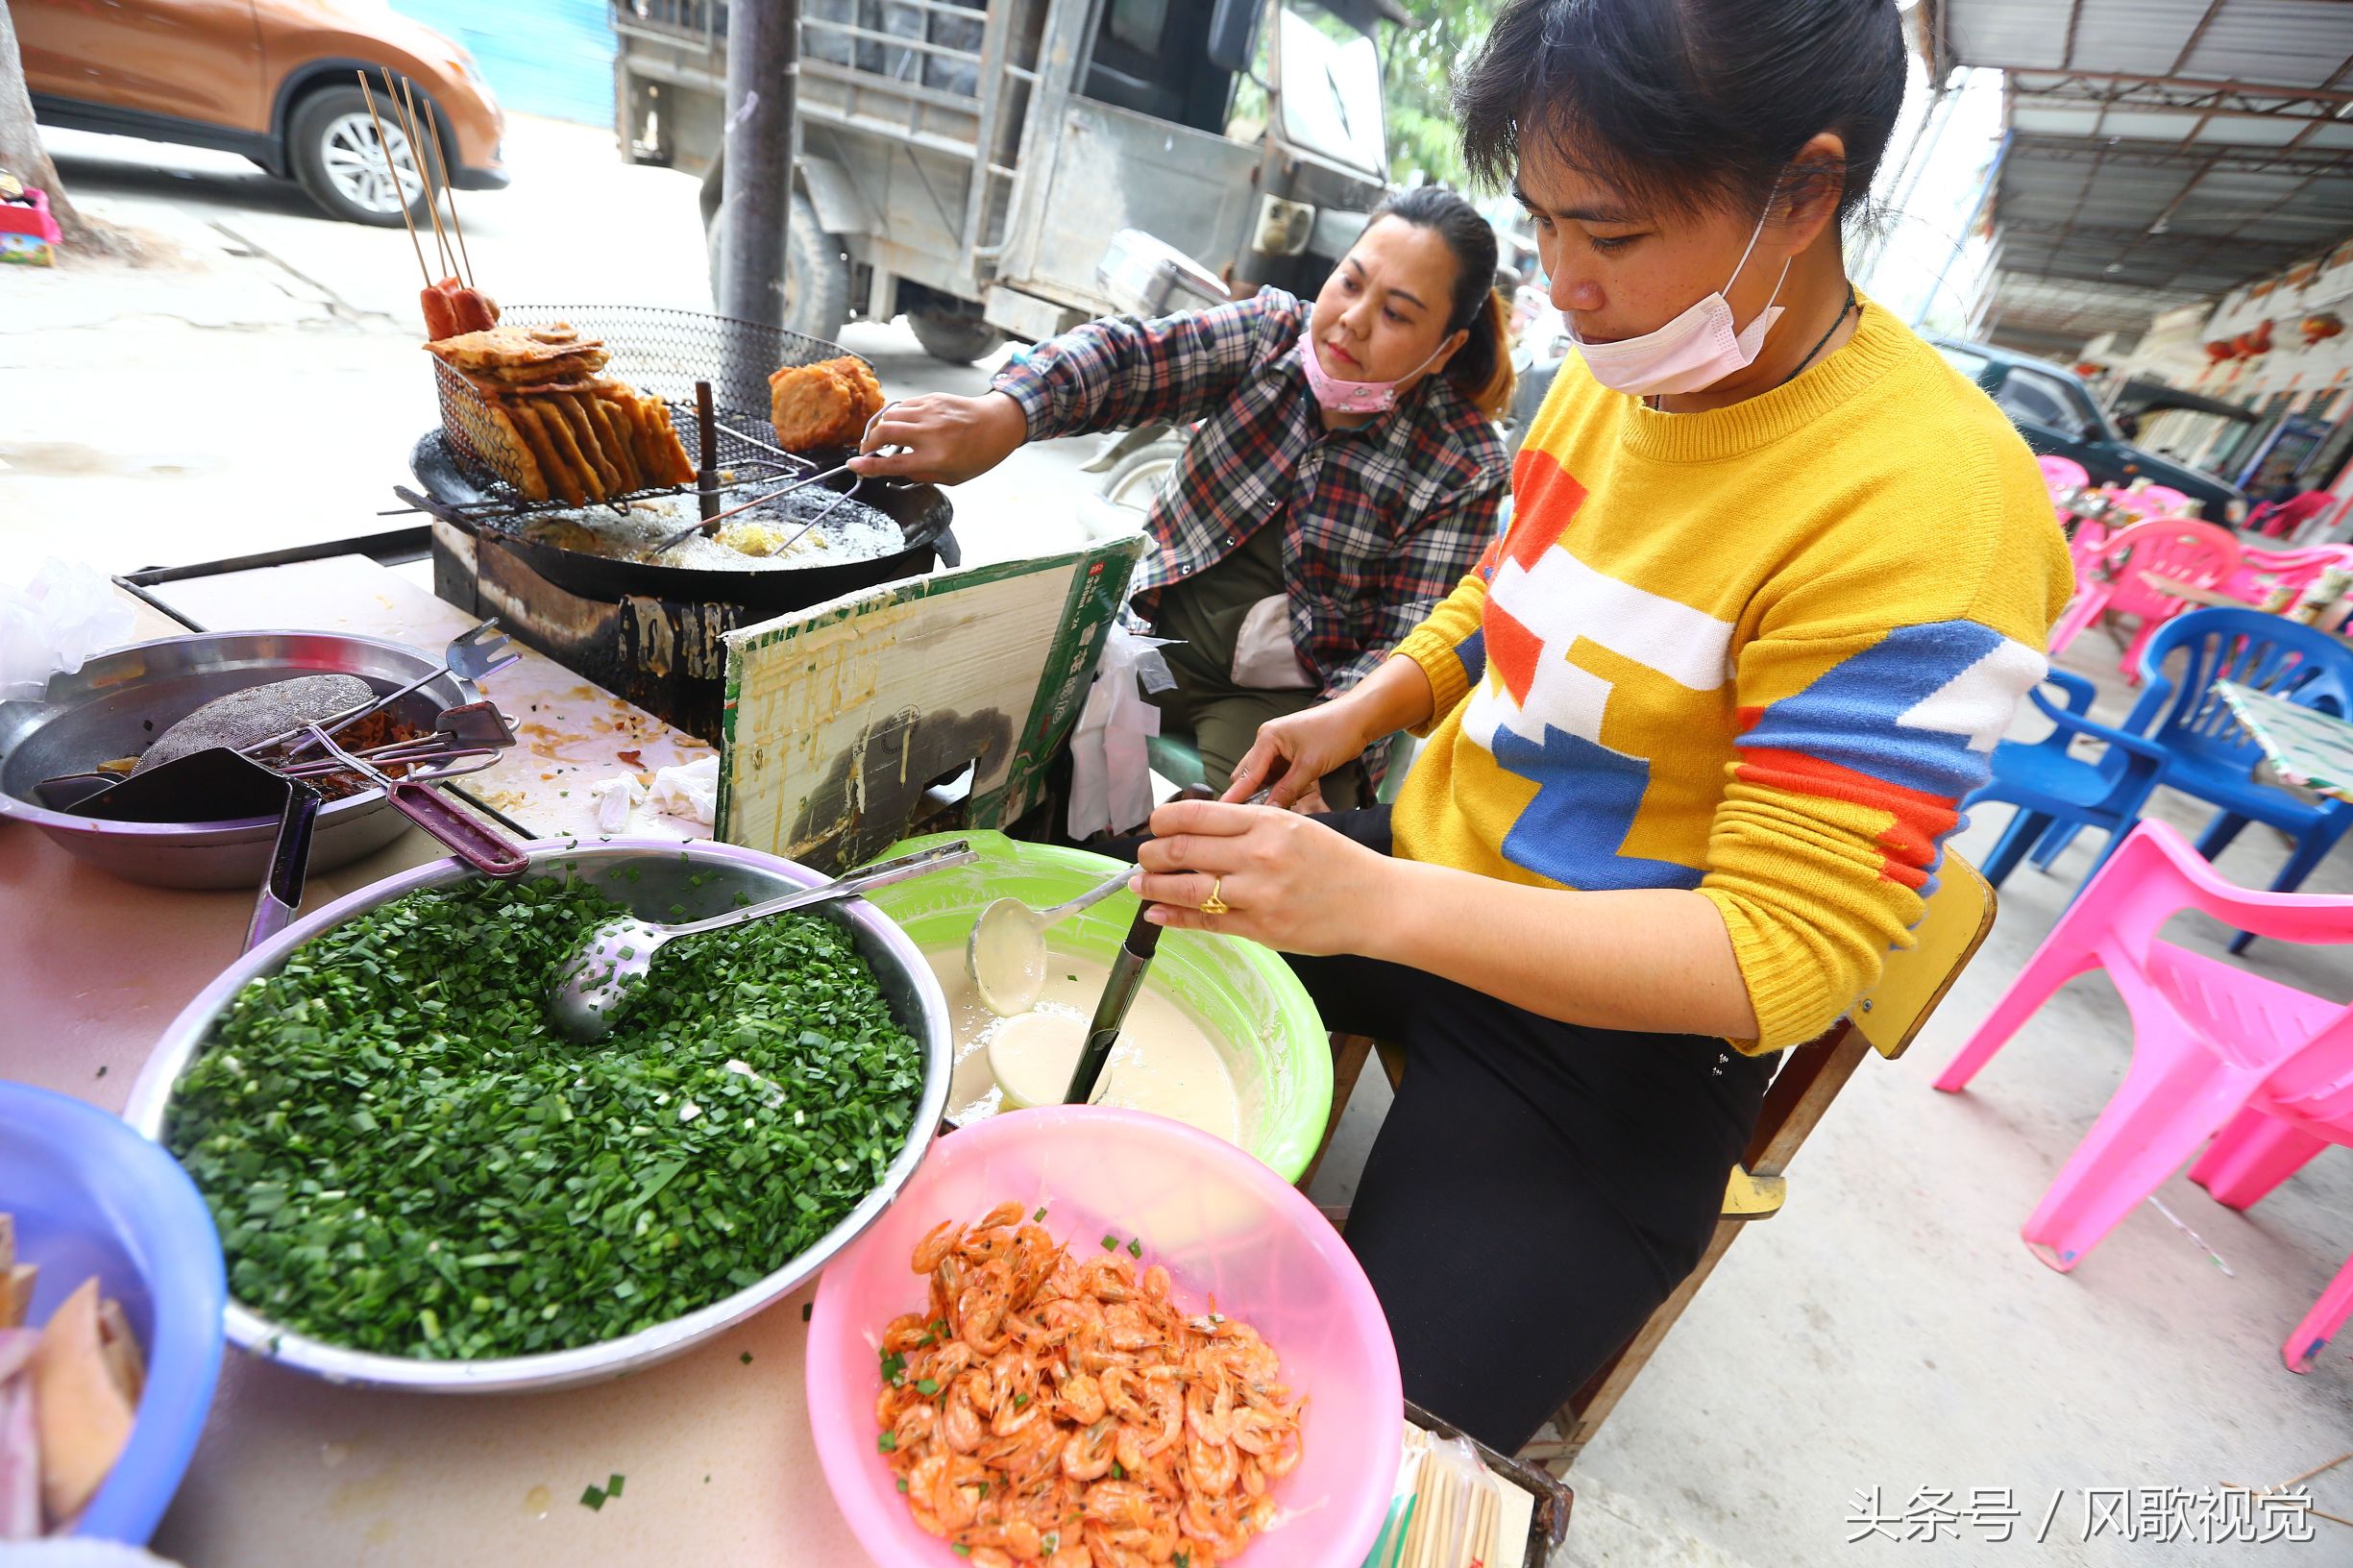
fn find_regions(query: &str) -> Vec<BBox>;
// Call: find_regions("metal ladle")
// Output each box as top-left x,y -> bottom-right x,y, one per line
966,866 -> 1136,1018
550,840 -> 978,1042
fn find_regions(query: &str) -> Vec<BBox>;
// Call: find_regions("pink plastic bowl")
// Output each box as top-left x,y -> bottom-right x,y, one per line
806,1106 -> 1402,1567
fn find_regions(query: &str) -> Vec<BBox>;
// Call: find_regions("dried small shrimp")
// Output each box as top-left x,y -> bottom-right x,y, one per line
875,1200 -> 1306,1566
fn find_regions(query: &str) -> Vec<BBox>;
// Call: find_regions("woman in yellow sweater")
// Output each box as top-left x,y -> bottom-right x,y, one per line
1126,0 -> 2072,1448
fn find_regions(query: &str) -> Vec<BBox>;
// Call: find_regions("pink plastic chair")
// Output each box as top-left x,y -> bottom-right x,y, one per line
2066,514 -> 2113,582
2046,518 -> 2243,679
1935,821 -> 2353,1369
2038,453 -> 2089,502
2218,543 -> 2353,607
2191,1115 -> 2353,1370
2135,484 -> 2194,516
2248,492 -> 2338,541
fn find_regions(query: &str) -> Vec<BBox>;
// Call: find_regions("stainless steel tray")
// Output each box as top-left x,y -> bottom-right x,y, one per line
0,630 -> 481,889
123,837 -> 953,1392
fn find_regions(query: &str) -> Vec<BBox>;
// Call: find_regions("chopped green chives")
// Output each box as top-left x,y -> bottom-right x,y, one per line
161,876 -> 925,1362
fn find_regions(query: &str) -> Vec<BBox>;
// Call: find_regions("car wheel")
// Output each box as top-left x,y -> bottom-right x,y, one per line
289,85 -> 430,229
705,190 -> 851,344
1099,436 -> 1187,512
908,311 -> 1004,365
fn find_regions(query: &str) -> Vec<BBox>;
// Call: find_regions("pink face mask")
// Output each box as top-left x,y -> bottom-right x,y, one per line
1296,334 -> 1445,415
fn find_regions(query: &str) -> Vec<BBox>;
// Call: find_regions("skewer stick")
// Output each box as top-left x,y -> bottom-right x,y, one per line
386,70 -> 453,280
1398,1449 -> 1438,1568
420,99 -> 473,288
394,77 -> 451,282
398,76 -> 454,280
2281,1453 -> 2353,1490
357,72 -> 430,287
1469,1481 -> 1498,1568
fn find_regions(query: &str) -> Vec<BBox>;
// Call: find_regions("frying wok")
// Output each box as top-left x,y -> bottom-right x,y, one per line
406,431 -> 958,618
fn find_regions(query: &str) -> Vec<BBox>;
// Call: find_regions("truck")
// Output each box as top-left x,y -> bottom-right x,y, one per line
610,0 -> 1403,361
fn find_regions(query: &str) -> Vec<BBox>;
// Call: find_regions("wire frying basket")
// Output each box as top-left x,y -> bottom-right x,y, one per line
429,304 -> 865,517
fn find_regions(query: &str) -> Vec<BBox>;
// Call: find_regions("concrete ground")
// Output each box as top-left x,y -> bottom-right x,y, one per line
9,108 -> 2353,1568
1,113 -> 1105,579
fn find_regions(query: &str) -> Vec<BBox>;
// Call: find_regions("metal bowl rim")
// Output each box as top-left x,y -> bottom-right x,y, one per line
0,628 -> 483,841
122,835 -> 954,1392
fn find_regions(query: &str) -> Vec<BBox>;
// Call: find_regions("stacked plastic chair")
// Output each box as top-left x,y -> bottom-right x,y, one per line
2045,517 -> 2242,681
2217,542 -> 2353,607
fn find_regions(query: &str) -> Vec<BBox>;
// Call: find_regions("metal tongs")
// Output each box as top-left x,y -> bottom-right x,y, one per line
651,403 -> 909,556
257,620 -> 520,767
293,723 -> 529,878
271,700 -> 516,784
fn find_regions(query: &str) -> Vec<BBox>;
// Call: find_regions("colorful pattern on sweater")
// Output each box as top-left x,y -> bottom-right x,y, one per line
1389,300 -> 2072,1051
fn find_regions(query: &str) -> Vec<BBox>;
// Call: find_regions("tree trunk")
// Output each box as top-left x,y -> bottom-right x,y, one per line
0,1 -> 104,250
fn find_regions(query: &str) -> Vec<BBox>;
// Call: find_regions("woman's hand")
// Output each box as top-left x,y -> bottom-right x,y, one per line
848,391 -> 1029,485
1131,799 -> 1394,956
1222,702 -> 1370,809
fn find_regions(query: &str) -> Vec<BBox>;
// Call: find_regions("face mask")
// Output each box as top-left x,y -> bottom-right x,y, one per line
1568,204 -> 1791,397
1296,333 -> 1445,415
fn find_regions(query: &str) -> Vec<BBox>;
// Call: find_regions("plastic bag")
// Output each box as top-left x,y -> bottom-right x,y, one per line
1066,624 -> 1176,840
0,558 -> 137,702
649,754 -> 720,826
1361,1428 -> 1507,1568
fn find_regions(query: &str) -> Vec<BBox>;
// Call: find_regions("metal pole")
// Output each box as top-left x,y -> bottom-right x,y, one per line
721,0 -> 799,331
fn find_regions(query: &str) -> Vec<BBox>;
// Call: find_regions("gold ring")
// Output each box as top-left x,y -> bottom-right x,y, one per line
1199,877 -> 1229,918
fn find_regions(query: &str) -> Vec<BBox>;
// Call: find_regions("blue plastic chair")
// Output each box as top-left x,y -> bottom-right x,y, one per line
1966,669 -> 2169,894
2031,608 -> 2353,950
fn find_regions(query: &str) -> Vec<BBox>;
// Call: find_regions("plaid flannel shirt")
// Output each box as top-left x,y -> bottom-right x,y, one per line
992,289 -> 1508,697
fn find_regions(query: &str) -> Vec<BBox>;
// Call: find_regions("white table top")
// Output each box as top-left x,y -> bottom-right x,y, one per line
1,557 -> 879,1567
139,553 -> 717,843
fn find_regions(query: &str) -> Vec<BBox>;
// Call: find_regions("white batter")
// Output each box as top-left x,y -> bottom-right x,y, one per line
922,947 -> 1242,1145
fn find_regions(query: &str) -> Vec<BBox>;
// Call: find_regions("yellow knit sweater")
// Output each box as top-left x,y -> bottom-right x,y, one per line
1391,298 -> 2072,1052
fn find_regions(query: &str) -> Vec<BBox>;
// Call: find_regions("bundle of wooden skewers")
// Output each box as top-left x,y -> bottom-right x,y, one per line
1361,1421 -> 1540,1568
355,68 -> 494,340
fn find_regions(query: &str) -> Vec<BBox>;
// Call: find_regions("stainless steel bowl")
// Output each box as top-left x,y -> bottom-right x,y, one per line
0,631 -> 480,889
123,838 -> 952,1392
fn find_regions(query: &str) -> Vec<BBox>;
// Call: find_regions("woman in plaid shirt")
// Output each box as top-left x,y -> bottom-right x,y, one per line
853,187 -> 1516,807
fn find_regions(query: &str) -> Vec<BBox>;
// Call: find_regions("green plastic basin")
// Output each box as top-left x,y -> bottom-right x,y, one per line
867,830 -> 1332,1183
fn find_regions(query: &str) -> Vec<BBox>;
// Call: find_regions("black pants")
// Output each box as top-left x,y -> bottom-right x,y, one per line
1109,808 -> 1776,1451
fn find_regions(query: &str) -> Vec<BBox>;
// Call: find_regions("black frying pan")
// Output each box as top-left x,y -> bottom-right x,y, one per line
404,430 -> 959,617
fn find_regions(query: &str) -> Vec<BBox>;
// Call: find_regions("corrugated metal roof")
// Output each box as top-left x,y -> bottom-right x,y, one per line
1922,0 -> 2353,346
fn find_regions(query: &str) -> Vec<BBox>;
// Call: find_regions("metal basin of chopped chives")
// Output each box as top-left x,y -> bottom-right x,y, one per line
122,838 -> 953,1393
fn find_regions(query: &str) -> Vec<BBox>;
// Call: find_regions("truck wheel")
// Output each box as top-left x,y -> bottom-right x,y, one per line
909,311 -> 1004,364
706,190 -> 850,343
1099,435 -> 1188,512
289,85 -> 430,228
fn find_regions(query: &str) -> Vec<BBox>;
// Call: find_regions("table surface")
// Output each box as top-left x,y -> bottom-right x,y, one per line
139,554 -> 717,840
2133,572 -> 2353,649
2,560 -> 882,1567
2212,680 -> 2353,806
